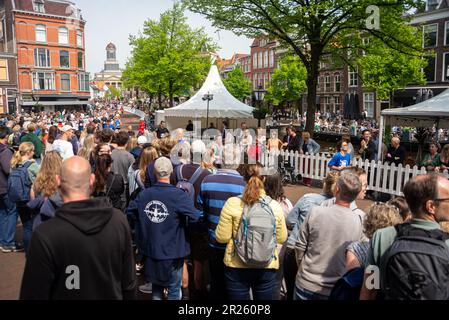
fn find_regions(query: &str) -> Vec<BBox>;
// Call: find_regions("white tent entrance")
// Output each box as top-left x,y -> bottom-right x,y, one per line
163,65 -> 257,131
378,88 -> 449,160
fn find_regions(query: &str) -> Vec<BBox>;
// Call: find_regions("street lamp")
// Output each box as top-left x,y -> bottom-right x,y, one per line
202,92 -> 214,130
254,84 -> 265,127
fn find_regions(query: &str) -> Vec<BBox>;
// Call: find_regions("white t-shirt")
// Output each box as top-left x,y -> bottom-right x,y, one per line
52,139 -> 74,160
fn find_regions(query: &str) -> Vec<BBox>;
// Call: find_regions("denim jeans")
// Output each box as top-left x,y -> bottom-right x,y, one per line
0,194 -> 18,247
225,267 -> 277,300
152,260 -> 183,301
294,286 -> 329,301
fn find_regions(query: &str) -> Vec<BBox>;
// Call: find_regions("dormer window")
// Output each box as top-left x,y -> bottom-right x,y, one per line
33,0 -> 45,13
427,0 -> 441,11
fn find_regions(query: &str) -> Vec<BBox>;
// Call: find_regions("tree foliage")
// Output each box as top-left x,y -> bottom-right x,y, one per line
123,3 -> 216,109
265,55 -> 307,108
223,67 -> 252,101
186,0 -> 426,133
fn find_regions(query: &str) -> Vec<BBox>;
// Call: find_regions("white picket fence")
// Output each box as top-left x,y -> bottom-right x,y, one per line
260,151 -> 449,197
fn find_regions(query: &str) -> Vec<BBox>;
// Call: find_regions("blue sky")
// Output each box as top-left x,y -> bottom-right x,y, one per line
75,0 -> 252,74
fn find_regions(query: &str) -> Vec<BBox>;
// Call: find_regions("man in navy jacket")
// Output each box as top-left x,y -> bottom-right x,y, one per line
127,157 -> 200,300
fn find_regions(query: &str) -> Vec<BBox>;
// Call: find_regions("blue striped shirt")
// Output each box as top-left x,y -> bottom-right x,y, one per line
198,169 -> 246,249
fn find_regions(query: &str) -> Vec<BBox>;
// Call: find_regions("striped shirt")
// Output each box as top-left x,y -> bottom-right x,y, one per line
198,169 -> 246,249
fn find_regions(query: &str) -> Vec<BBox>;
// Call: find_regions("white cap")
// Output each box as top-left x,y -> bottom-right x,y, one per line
60,125 -> 74,133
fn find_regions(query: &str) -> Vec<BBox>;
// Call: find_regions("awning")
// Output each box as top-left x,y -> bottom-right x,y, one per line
21,100 -> 89,106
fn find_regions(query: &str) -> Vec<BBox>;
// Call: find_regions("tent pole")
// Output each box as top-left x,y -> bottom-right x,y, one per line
378,115 -> 385,163
436,118 -> 440,143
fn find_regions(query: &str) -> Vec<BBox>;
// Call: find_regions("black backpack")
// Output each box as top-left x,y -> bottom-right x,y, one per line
383,223 -> 449,300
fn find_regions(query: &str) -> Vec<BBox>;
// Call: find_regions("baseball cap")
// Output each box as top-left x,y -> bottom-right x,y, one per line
137,136 -> 148,145
60,125 -> 74,133
154,157 -> 173,178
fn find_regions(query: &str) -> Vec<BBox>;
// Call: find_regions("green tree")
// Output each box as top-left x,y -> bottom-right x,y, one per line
356,38 -> 427,101
265,55 -> 307,110
123,3 -> 216,109
223,67 -> 252,101
187,0 -> 426,134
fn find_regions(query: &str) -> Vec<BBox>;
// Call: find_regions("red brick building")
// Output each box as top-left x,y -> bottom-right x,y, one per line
250,36 -> 281,91
0,0 -> 19,114
8,0 -> 89,112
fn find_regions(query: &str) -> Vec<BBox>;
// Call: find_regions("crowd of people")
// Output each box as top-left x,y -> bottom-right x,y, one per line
0,106 -> 449,301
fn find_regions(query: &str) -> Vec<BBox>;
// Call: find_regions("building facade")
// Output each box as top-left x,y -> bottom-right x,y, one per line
92,42 -> 122,98
8,0 -> 90,112
0,0 -> 18,114
219,53 -> 250,78
394,0 -> 449,107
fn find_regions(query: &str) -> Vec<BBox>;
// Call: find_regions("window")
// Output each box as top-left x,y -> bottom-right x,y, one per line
0,60 -> 8,81
33,72 -> 55,90
78,73 -> 90,92
320,61 -> 326,70
264,51 -> 268,68
424,54 -> 437,82
258,52 -> 262,69
254,73 -> 258,90
444,53 -> 449,81
76,30 -> 83,47
323,96 -> 332,113
34,48 -> 50,67
349,66 -> 358,87
59,27 -> 69,45
427,0 -> 440,11
269,50 -> 274,67
260,39 -> 266,47
423,24 -> 438,48
61,74 -> 70,91
364,93 -> 375,118
264,73 -> 269,89
335,73 -> 341,92
325,75 -> 332,92
253,54 -> 257,69
78,52 -> 83,69
334,96 -> 341,113
35,24 -> 46,42
60,51 -> 69,68
445,21 -> 449,45
33,1 -> 45,13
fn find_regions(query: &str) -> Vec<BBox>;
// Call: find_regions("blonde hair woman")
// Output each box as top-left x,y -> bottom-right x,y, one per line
346,203 -> 403,270
10,142 -> 40,254
29,151 -> 63,230
215,164 -> 288,300
126,137 -> 138,152
128,146 -> 159,195
33,151 -> 63,198
77,135 -> 96,160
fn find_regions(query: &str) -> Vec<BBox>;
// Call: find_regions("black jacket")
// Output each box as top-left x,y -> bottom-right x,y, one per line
20,198 -> 136,300
0,143 -> 13,196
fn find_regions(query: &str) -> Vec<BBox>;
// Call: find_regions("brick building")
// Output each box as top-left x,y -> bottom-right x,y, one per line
0,0 -> 18,114
219,53 -> 250,79
6,0 -> 90,113
393,0 -> 449,108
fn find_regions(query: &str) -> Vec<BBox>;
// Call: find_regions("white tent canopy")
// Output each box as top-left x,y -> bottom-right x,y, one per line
381,89 -> 449,127
378,88 -> 449,160
164,65 -> 254,119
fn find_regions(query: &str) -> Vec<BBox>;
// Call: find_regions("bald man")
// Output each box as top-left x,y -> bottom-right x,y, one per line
20,157 -> 136,300
385,136 -> 406,166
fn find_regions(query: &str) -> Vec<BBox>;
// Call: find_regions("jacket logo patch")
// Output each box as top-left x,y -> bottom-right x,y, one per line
144,201 -> 169,224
